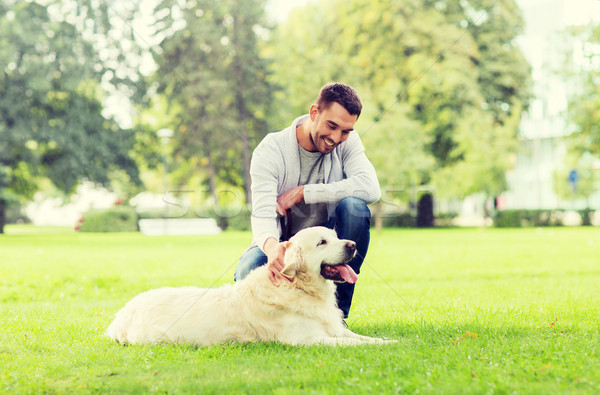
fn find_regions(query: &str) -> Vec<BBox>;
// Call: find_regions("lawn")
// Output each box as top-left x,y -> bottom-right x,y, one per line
1,225 -> 598,393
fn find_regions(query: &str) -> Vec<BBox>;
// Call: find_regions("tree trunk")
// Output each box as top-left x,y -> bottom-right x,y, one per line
0,198 -> 6,234
242,124 -> 252,205
234,89 -> 251,205
374,200 -> 383,233
206,149 -> 220,208
231,6 -> 252,205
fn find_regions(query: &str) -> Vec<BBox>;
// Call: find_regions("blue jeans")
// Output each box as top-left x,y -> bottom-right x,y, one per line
234,197 -> 371,318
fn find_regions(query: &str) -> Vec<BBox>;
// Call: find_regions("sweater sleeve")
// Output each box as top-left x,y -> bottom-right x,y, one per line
303,131 -> 380,205
249,137 -> 281,252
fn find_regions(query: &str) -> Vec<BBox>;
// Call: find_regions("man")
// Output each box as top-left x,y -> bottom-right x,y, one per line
234,82 -> 380,319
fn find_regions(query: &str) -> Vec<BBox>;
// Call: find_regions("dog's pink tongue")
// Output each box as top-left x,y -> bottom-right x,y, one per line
338,264 -> 358,284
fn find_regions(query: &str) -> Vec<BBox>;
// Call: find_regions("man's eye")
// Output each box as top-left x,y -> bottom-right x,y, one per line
317,239 -> 327,246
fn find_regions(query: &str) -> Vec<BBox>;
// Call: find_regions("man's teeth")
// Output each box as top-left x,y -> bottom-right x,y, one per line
325,139 -> 335,147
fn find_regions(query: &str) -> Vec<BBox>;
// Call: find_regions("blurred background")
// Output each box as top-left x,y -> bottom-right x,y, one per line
1,0 -> 599,234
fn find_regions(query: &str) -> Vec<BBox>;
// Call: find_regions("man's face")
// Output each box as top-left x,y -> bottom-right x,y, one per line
308,102 -> 357,154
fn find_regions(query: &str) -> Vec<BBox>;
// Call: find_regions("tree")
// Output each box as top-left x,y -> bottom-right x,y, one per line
564,23 -> 600,154
148,0 -> 272,206
554,22 -> 600,210
553,152 -> 596,205
0,1 -> 141,233
267,0 -> 531,211
432,105 -> 522,214
432,0 -> 531,124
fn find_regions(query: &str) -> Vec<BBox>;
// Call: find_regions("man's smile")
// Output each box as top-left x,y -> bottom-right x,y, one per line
324,138 -> 336,147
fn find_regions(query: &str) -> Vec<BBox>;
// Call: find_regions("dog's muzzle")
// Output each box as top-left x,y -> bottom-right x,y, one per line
320,241 -> 358,283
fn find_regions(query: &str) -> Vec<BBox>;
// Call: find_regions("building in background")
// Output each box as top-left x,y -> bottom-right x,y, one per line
502,0 -> 600,211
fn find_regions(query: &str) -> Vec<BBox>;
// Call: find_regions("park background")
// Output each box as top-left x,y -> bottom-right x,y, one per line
2,0 -> 600,233
2,1 -> 600,393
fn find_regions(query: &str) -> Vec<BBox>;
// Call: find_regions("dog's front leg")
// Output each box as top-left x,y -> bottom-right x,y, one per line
313,336 -> 370,346
342,328 -> 397,344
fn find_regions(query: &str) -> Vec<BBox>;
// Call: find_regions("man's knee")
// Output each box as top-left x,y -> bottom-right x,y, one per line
335,197 -> 371,225
234,246 -> 267,282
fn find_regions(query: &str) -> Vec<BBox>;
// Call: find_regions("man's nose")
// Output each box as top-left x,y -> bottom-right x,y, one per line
331,129 -> 342,143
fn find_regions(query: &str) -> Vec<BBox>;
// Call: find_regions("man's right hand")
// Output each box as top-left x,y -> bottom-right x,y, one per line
263,238 -> 293,286
276,185 -> 304,215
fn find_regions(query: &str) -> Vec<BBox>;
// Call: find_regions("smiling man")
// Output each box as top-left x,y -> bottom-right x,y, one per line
234,82 -> 380,319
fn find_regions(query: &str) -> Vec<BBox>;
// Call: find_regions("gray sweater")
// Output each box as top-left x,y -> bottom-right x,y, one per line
250,114 -> 381,252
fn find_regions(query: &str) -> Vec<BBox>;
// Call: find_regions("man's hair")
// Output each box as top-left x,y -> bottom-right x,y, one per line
316,82 -> 362,118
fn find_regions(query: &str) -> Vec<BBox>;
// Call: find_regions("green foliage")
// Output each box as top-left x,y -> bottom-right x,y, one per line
78,206 -> 139,232
0,1 -> 143,232
217,207 -> 252,231
1,227 -> 599,392
267,0 -> 531,204
579,208 -> 593,226
494,209 -> 575,227
556,22 -> 600,203
145,0 -> 273,205
377,210 -> 457,228
552,146 -> 598,204
565,23 -> 600,156
495,209 -> 597,228
379,212 -> 417,228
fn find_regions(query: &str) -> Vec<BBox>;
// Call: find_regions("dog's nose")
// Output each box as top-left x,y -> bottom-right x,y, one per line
345,241 -> 356,254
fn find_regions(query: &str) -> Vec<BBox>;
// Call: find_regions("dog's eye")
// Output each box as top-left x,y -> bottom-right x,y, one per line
317,239 -> 327,246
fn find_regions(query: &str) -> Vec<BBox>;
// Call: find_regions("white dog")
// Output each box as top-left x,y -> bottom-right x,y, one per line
107,226 -> 393,346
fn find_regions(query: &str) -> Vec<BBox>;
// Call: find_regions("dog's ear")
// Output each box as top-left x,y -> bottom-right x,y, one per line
281,243 -> 302,279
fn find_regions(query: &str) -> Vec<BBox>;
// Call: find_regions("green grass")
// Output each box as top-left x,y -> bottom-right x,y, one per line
1,225 -> 599,393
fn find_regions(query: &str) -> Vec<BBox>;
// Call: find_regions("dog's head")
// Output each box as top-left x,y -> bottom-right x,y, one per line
281,226 -> 358,284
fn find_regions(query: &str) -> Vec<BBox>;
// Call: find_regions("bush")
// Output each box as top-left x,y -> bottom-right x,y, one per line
137,206 -> 253,231
378,212 -> 416,228
579,209 -> 593,226
78,206 -> 139,232
493,210 -> 522,227
5,200 -> 31,224
212,207 -> 252,231
494,209 -> 566,228
434,212 -> 458,227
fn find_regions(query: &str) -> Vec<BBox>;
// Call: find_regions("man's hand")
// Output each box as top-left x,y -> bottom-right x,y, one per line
276,185 -> 304,216
264,238 -> 293,286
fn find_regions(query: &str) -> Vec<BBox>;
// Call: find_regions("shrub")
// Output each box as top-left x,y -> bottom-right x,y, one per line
78,206 -> 139,232
579,209 -> 593,226
494,209 -> 566,228
379,212 -> 416,228
5,200 -> 31,224
434,212 -> 458,227
493,210 -> 522,227
212,207 -> 252,231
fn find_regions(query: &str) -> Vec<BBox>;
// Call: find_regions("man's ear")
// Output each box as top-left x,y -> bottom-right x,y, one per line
309,104 -> 318,120
281,244 -> 302,279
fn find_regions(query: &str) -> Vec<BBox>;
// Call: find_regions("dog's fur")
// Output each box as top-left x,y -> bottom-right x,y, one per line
107,226 -> 393,346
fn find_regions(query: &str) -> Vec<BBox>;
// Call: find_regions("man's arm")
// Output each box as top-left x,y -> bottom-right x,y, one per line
249,137 -> 281,253
304,131 -> 380,204
276,185 -> 304,214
